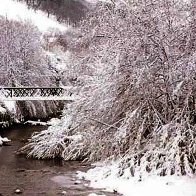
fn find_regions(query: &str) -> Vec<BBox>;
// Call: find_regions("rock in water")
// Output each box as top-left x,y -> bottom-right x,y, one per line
15,189 -> 22,194
2,137 -> 11,142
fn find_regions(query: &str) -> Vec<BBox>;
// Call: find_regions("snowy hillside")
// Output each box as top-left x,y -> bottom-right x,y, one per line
0,0 -> 67,32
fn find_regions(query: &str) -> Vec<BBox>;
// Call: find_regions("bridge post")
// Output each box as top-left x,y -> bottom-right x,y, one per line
10,88 -> 13,98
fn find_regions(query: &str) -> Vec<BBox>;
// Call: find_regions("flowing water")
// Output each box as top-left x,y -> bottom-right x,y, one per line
0,125 -> 119,196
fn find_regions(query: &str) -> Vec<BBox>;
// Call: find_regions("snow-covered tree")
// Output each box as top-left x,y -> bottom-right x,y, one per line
0,17 -> 51,86
20,0 -> 196,177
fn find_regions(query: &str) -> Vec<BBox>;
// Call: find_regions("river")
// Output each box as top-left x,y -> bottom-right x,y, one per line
0,125 -> 119,196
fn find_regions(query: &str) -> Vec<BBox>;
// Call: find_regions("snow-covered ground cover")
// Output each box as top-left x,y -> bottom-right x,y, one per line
45,50 -> 71,71
0,136 -> 11,146
78,163 -> 196,196
0,0 -> 67,32
24,120 -> 48,126
3,101 -> 16,114
24,118 -> 61,126
0,91 -> 16,113
0,105 -> 6,114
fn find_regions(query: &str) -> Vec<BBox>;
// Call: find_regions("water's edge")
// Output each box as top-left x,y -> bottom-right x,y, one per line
0,125 -> 119,196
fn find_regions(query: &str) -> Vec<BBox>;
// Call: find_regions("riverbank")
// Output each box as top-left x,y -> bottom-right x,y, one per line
78,163 -> 196,196
0,124 -> 120,196
0,99 -> 64,129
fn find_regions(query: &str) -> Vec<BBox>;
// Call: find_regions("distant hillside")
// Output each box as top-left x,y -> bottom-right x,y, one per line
0,0 -> 67,32
18,0 -> 94,24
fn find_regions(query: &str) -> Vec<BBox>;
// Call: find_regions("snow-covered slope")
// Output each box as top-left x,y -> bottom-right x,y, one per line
0,0 -> 67,32
78,163 -> 196,196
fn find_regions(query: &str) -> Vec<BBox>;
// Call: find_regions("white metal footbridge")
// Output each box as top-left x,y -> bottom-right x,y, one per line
0,87 -> 74,101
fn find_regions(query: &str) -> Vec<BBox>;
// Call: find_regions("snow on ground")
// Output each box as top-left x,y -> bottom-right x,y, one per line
46,50 -> 71,71
0,96 -> 75,101
24,118 -> 61,126
77,163 -> 196,196
0,106 -> 6,114
47,118 -> 61,126
0,136 -> 11,146
3,101 -> 16,114
0,0 -> 67,32
24,120 -> 48,126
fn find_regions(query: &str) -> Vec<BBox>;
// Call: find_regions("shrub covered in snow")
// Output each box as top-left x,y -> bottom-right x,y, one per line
19,114 -> 84,159
0,103 -> 14,128
20,0 -> 196,177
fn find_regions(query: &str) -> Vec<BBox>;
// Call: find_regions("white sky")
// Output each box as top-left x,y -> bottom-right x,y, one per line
0,0 -> 67,32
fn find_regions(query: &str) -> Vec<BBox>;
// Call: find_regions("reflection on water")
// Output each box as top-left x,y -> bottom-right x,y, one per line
0,125 -> 64,170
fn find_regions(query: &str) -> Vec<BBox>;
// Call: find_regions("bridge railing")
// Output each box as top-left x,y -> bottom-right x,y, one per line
0,87 -> 74,101
0,87 -> 65,98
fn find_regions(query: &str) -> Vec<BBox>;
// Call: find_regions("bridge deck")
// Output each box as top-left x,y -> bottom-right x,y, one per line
1,97 -> 74,101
